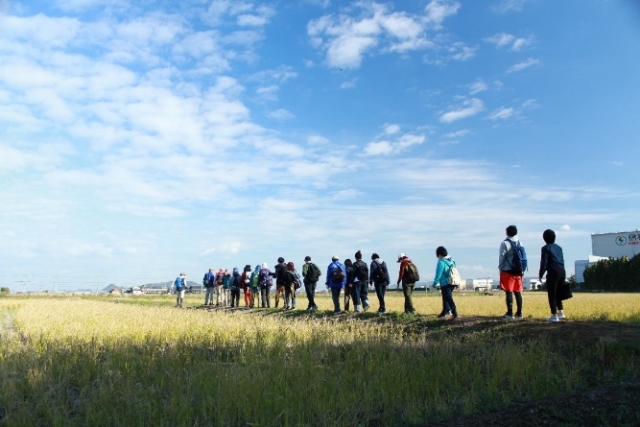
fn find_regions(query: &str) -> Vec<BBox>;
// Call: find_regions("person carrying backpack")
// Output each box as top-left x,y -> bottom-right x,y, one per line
352,250 -> 371,313
229,267 -> 241,308
258,263 -> 275,308
203,268 -> 216,306
369,253 -> 390,314
433,246 -> 458,321
302,256 -> 321,311
397,253 -> 418,315
215,268 -> 225,306
250,264 -> 261,308
174,272 -> 187,308
499,225 -> 525,319
241,265 -> 252,307
284,262 -> 303,310
325,255 -> 347,314
343,259 -> 355,311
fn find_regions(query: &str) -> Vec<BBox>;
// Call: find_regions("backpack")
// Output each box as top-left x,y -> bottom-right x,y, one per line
331,264 -> 345,283
202,273 -> 209,288
372,261 -> 388,282
216,274 -> 224,285
403,262 -> 420,283
305,263 -> 321,283
506,239 -> 528,276
259,269 -> 273,287
291,271 -> 303,290
446,260 -> 462,287
174,277 -> 185,290
251,271 -> 260,290
354,260 -> 368,281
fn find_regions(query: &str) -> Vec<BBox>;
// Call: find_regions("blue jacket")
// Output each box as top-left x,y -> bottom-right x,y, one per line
326,261 -> 347,289
539,243 -> 565,279
433,257 -> 455,287
203,272 -> 215,288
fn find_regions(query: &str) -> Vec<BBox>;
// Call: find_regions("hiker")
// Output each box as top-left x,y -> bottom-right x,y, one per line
302,256 -> 321,311
352,250 -> 370,313
259,263 -> 274,308
222,269 -> 232,306
274,257 -> 287,308
229,267 -> 241,308
397,253 -> 418,315
215,268 -> 225,306
241,265 -> 252,307
203,268 -> 216,306
499,225 -> 524,319
433,246 -> 458,321
539,229 -> 568,322
284,262 -> 303,310
343,259 -> 355,311
174,272 -> 187,308
250,264 -> 261,308
369,253 -> 390,314
325,255 -> 347,314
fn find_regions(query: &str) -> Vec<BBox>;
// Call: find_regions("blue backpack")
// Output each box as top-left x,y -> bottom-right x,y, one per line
506,238 -> 528,276
174,277 -> 185,290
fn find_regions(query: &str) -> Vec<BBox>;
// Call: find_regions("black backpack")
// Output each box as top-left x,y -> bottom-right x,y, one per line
354,260 -> 368,281
403,262 -> 420,283
372,261 -> 388,282
306,263 -> 321,282
331,264 -> 345,283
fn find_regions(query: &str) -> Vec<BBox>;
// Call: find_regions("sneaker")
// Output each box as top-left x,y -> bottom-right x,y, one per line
546,315 -> 560,323
363,304 -> 371,312
502,313 -> 514,319
404,311 -> 415,316
378,310 -> 388,315
447,315 -> 459,321
514,313 -> 523,319
558,312 -> 566,320
333,310 -> 342,315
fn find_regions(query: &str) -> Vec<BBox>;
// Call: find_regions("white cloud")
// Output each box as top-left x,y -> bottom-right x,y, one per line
340,79 -> 357,89
485,32 -> 532,51
507,57 -> 540,73
364,140 -> 393,155
364,131 -> 425,155
256,85 -> 279,101
493,0 -> 533,13
307,1 -> 459,69
469,80 -> 488,95
561,224 -> 571,231
384,124 -> 401,134
267,108 -> 295,120
307,134 -> 330,145
439,98 -> 485,123
444,129 -> 471,138
486,107 -> 514,120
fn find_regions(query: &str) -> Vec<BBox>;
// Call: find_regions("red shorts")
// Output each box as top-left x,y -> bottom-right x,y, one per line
500,271 -> 523,292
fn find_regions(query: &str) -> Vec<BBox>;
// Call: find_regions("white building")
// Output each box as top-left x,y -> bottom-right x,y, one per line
574,229 -> 639,283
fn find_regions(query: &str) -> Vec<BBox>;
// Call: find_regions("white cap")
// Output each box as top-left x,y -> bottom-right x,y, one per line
397,253 -> 406,262
261,262 -> 268,268
331,255 -> 339,260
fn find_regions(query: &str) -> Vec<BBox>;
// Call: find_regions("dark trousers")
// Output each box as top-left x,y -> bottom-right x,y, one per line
374,282 -> 386,311
439,291 -> 451,315
505,291 -> 522,315
261,287 -> 270,308
402,282 -> 415,313
331,287 -> 341,311
230,289 -> 240,307
353,281 -> 369,307
546,267 -> 565,314
305,281 -> 318,308
441,285 -> 457,316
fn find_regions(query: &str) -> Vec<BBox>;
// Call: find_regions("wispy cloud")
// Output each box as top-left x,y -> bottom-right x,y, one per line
493,0 -> 534,13
486,107 -> 514,120
507,57 -> 540,73
439,98 -> 485,123
364,128 -> 426,155
267,108 -> 295,120
469,80 -> 488,95
485,32 -> 533,51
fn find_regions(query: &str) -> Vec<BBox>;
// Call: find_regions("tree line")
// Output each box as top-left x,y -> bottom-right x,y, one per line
583,254 -> 640,291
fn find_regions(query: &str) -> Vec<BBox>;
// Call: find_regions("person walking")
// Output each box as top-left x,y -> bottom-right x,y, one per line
343,259 -> 355,312
369,253 -> 390,314
352,250 -> 370,313
325,256 -> 347,314
259,263 -> 274,308
174,272 -> 187,308
284,262 -> 302,310
499,225 -> 524,319
274,257 -> 287,308
215,268 -> 225,306
222,269 -> 232,306
241,265 -> 252,307
203,268 -> 215,306
250,264 -> 261,308
433,246 -> 458,321
229,267 -> 241,308
539,229 -> 568,322
397,253 -> 418,315
302,256 -> 321,311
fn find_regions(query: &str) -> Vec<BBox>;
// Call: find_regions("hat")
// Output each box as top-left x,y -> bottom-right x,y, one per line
262,262 -> 268,268
304,256 -> 311,262
180,272 -> 186,277
332,255 -> 339,260
278,257 -> 285,263
397,253 -> 407,262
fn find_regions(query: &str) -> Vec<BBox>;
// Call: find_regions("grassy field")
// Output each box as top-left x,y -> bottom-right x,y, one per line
1,291 -> 639,426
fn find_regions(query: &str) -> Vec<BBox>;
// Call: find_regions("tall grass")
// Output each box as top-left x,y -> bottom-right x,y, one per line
1,294 -> 639,426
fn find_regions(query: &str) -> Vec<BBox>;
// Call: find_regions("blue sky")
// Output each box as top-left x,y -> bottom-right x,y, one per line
1,0 -> 639,291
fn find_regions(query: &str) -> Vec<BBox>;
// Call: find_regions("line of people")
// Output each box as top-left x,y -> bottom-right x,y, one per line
172,225 -> 569,322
